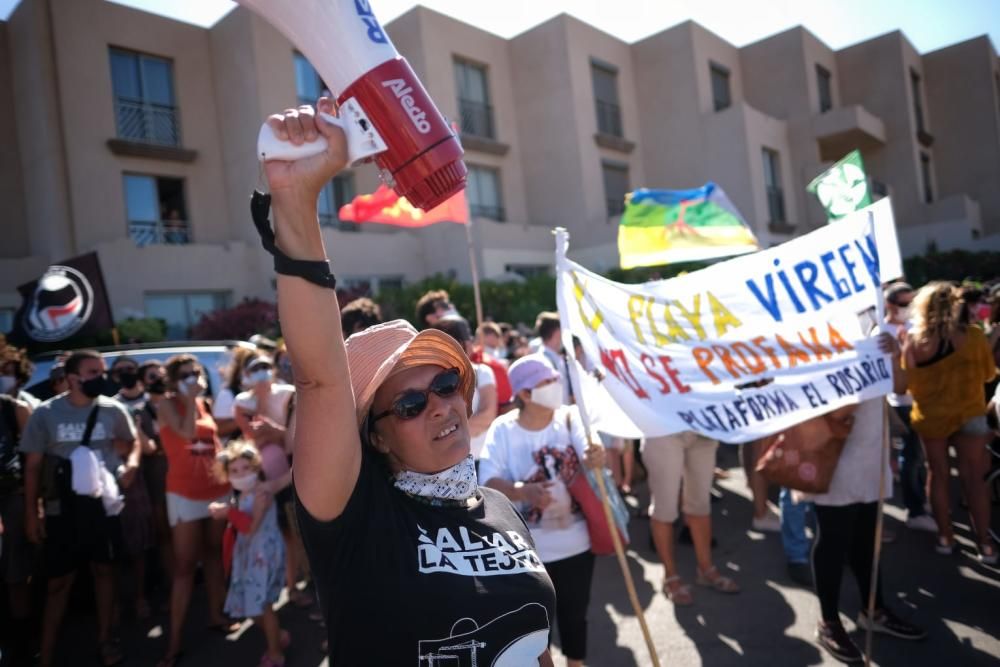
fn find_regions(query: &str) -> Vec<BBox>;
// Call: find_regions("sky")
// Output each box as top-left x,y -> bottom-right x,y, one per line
0,0 -> 997,54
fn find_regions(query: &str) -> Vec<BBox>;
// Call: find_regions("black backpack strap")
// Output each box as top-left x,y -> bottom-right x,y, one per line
80,404 -> 101,449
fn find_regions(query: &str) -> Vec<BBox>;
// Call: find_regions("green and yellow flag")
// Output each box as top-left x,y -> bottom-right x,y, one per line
617,182 -> 759,269
807,150 -> 871,221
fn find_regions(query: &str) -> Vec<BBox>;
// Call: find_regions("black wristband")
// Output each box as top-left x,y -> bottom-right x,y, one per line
250,190 -> 337,290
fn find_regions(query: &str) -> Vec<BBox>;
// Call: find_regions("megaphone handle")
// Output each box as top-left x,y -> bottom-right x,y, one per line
257,104 -> 387,165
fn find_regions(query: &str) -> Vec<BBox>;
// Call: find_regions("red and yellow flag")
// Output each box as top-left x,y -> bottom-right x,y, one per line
338,185 -> 468,227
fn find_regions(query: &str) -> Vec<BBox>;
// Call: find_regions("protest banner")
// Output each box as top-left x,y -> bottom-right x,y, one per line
557,200 -> 903,443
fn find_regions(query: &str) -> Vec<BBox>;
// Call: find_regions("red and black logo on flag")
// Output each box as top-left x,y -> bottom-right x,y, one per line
7,252 -> 114,345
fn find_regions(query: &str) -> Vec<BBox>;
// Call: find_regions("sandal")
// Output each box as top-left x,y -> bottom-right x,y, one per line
99,641 -> 124,667
696,566 -> 741,594
662,575 -> 694,606
979,543 -> 998,566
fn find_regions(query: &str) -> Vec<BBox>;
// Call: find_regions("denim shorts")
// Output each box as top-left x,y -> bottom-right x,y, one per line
957,415 -> 992,436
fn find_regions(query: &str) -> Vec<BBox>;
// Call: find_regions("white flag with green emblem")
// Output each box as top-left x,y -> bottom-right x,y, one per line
807,150 -> 872,221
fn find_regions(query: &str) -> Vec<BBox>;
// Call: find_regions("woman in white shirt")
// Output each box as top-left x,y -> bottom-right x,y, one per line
810,333 -> 926,663
480,354 -> 603,667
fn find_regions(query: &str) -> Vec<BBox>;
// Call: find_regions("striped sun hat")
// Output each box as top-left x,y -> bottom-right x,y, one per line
345,319 -> 475,427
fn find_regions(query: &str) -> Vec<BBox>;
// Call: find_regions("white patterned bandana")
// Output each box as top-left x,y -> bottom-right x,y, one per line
393,454 -> 478,501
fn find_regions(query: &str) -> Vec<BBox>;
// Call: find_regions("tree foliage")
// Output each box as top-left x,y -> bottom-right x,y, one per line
190,298 -> 279,341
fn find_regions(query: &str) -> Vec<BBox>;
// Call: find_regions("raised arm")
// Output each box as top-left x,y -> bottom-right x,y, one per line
265,99 -> 357,522
158,394 -> 197,441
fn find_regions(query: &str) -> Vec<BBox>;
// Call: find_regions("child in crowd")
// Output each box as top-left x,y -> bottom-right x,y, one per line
210,442 -> 288,667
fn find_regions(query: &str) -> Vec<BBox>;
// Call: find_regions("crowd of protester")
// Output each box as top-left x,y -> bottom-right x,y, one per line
0,274 -> 995,665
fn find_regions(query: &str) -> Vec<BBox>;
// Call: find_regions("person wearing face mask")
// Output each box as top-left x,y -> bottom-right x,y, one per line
480,355 -> 606,667
1,344 -> 40,409
155,354 -> 234,667
883,282 -> 936,533
109,356 -> 157,618
136,360 -> 175,588
471,321 -> 514,415
209,442 -> 288,667
212,346 -> 256,440
262,102 -> 555,666
233,353 -> 305,606
18,349 -> 139,667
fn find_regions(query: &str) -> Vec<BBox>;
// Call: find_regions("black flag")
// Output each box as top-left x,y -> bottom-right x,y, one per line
7,252 -> 115,347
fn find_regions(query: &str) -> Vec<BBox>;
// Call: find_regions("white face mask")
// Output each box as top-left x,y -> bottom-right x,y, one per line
0,375 -> 16,394
179,375 -> 201,396
247,369 -> 273,386
230,473 -> 258,492
530,381 -> 564,410
486,346 -> 507,360
896,305 -> 912,321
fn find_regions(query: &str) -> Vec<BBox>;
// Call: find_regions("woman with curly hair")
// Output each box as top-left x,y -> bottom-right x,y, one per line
903,282 -> 998,563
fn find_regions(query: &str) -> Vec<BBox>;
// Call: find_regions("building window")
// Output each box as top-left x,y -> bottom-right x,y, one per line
920,152 -> 934,203
124,174 -> 189,247
910,69 -> 926,134
602,161 -> 629,217
591,61 -> 622,137
318,173 -> 358,231
816,64 -> 833,113
145,291 -> 229,339
995,72 -> 1000,122
0,308 -> 14,335
710,62 -> 731,112
761,148 -> 786,224
109,48 -> 179,146
294,52 -> 328,106
454,59 -> 495,139
467,166 -> 504,221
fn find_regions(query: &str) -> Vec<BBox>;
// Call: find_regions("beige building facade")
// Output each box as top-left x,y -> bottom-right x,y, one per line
1,0 -> 998,335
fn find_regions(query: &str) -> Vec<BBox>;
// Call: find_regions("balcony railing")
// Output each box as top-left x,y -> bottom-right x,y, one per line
470,204 -> 505,221
766,186 -> 787,224
115,98 -> 180,146
595,100 -> 623,137
129,220 -> 190,247
458,98 -> 495,139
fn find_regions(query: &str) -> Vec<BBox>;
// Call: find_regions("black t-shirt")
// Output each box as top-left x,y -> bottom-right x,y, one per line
295,445 -> 557,666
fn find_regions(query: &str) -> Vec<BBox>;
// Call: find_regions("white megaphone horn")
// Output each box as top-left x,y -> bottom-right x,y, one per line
237,0 -> 467,211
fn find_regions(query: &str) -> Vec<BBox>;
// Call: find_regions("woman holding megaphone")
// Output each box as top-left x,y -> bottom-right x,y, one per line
261,100 -> 556,666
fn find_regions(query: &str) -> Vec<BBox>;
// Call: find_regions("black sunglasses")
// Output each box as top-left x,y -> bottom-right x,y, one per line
178,369 -> 201,381
371,368 -> 461,422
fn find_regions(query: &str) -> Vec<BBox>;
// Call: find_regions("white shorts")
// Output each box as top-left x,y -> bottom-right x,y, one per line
166,492 -> 230,527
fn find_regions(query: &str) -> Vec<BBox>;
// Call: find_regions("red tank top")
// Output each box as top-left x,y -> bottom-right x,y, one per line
160,398 -> 230,500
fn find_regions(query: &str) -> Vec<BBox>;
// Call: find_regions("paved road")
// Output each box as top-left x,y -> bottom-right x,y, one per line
54,445 -> 999,666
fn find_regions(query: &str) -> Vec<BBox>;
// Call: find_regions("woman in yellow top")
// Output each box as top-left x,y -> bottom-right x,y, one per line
903,282 -> 998,564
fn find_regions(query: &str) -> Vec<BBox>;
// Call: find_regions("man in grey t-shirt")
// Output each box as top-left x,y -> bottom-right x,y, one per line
19,350 -> 138,667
